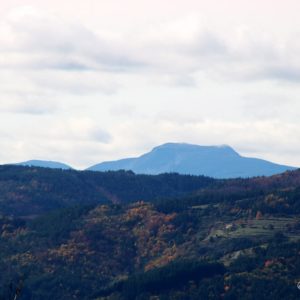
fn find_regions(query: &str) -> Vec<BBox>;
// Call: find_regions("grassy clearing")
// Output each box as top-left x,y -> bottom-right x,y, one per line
205,217 -> 300,240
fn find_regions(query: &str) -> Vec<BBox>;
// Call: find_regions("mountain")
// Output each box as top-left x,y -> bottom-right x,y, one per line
87,143 -> 297,178
16,159 -> 72,170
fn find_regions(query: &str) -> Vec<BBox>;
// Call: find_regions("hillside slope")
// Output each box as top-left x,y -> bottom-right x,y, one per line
1,184 -> 300,299
0,168 -> 300,298
0,165 -> 214,217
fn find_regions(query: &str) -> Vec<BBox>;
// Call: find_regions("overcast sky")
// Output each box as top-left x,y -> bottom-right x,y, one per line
0,0 -> 300,169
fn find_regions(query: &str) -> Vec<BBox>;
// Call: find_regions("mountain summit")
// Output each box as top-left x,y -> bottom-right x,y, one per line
87,143 -> 296,178
17,160 -> 72,170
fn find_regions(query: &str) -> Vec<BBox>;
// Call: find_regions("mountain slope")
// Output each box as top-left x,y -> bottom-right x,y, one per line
16,160 -> 72,170
2,183 -> 300,299
0,165 -> 214,217
1,166 -> 300,298
87,143 -> 296,178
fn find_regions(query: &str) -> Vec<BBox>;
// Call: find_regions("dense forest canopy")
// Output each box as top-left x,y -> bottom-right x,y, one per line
0,165 -> 300,299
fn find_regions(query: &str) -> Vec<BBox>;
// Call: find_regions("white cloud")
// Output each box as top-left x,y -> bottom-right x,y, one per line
0,3 -> 300,168
1,7 -> 300,84
0,93 -> 57,115
0,7 -> 141,71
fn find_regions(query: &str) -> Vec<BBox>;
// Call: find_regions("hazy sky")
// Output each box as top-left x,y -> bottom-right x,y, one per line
1,0 -> 300,168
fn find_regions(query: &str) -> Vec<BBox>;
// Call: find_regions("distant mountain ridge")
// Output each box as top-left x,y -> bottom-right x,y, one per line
87,143 -> 297,178
17,160 -> 72,170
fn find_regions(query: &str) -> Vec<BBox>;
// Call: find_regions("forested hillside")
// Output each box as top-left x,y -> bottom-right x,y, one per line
0,165 -> 214,217
0,166 -> 300,299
